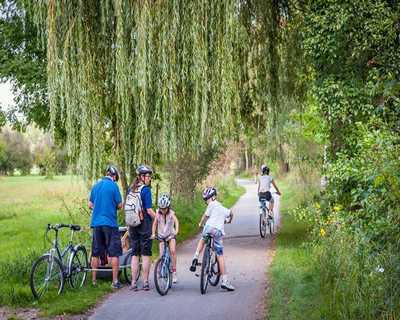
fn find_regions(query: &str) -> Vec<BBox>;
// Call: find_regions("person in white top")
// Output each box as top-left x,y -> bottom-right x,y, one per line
257,165 -> 281,215
189,187 -> 235,291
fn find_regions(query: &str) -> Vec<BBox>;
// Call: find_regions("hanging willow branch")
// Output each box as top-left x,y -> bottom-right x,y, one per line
25,0 -> 305,185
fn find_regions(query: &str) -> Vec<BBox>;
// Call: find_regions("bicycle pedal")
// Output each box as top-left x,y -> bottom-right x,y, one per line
195,272 -> 200,277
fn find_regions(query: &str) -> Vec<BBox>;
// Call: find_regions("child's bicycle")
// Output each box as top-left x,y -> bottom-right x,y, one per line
199,234 -> 220,294
30,224 -> 88,300
153,237 -> 174,295
259,199 -> 274,238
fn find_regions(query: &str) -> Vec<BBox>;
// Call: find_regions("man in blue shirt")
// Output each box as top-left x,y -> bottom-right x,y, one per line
89,165 -> 123,289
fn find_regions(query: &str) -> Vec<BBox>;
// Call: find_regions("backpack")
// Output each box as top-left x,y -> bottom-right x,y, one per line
124,186 -> 144,227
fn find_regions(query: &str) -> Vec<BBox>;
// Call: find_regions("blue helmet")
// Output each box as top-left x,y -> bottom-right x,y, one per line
202,187 -> 217,201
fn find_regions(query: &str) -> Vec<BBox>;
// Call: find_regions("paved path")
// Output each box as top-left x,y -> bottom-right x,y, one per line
90,179 -> 279,320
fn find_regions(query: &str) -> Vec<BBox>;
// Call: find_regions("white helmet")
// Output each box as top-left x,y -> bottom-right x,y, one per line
158,193 -> 171,209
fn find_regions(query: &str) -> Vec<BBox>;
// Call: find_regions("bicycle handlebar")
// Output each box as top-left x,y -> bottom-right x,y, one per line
47,223 -> 81,232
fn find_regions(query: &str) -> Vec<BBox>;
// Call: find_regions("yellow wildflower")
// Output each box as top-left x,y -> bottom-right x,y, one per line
320,228 -> 326,237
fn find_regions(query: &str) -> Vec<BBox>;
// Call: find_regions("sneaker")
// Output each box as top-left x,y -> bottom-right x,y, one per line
111,281 -> 123,289
172,272 -> 178,284
190,258 -> 198,272
143,281 -> 150,291
129,282 -> 138,291
221,280 -> 235,291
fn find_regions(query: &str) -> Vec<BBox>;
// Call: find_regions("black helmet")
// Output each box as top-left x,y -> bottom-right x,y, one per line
136,165 -> 153,175
202,187 -> 217,201
106,165 -> 119,182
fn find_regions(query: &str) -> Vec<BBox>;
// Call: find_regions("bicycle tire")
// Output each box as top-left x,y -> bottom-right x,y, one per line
208,251 -> 220,286
200,248 -> 210,294
154,258 -> 170,296
259,210 -> 266,238
268,215 -> 274,236
30,254 -> 64,300
68,246 -> 88,288
123,250 -> 141,284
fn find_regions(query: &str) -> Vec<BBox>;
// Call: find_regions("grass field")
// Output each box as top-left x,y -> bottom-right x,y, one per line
0,175 -> 244,316
266,177 -> 321,320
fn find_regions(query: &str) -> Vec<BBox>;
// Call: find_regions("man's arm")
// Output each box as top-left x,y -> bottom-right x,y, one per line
89,201 -> 94,209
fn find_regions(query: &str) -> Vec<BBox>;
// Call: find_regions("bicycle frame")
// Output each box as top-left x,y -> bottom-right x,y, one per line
160,239 -> 172,277
46,227 -> 77,274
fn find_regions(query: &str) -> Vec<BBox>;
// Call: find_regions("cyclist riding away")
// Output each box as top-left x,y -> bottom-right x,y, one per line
189,187 -> 235,291
257,164 -> 281,216
151,193 -> 180,283
89,165 -> 123,289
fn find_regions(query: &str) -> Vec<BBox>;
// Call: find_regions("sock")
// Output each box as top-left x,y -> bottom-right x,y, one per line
222,274 -> 228,282
193,252 -> 199,259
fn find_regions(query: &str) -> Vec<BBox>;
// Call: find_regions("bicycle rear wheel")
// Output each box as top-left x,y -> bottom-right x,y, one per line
30,254 -> 64,300
68,246 -> 88,288
154,258 -> 170,296
123,250 -> 141,284
268,215 -> 274,235
259,210 -> 266,238
200,248 -> 210,294
208,251 -> 220,286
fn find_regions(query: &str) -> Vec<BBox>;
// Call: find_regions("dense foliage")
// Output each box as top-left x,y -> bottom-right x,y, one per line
300,1 -> 400,318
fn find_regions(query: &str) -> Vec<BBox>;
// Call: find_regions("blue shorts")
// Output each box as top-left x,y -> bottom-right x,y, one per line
91,226 -> 122,258
202,225 -> 224,256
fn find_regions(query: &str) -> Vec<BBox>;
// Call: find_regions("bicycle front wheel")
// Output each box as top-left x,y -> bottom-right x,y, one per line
200,248 -> 210,294
154,258 -> 170,296
259,211 -> 266,238
68,246 -> 88,288
30,254 -> 64,300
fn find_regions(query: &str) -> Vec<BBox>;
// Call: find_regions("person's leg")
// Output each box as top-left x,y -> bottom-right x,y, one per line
91,256 -> 99,283
142,256 -> 151,283
159,241 -> 165,260
194,238 -> 205,258
216,255 -> 225,275
190,238 -> 205,271
129,227 -> 140,288
169,239 -> 177,271
215,234 -> 234,291
169,239 -> 178,283
141,234 -> 153,290
111,257 -> 119,283
91,227 -> 105,284
106,227 -> 123,287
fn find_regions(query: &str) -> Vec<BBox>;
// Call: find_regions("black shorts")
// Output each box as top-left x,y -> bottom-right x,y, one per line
91,226 -> 122,258
129,226 -> 152,256
259,191 -> 272,202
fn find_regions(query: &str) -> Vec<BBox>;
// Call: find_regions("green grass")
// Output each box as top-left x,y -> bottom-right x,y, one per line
267,177 -> 321,320
0,174 -> 244,317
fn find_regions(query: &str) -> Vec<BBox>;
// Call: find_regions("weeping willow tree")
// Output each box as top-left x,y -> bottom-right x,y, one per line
26,0 -> 243,192
25,0 -> 305,193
